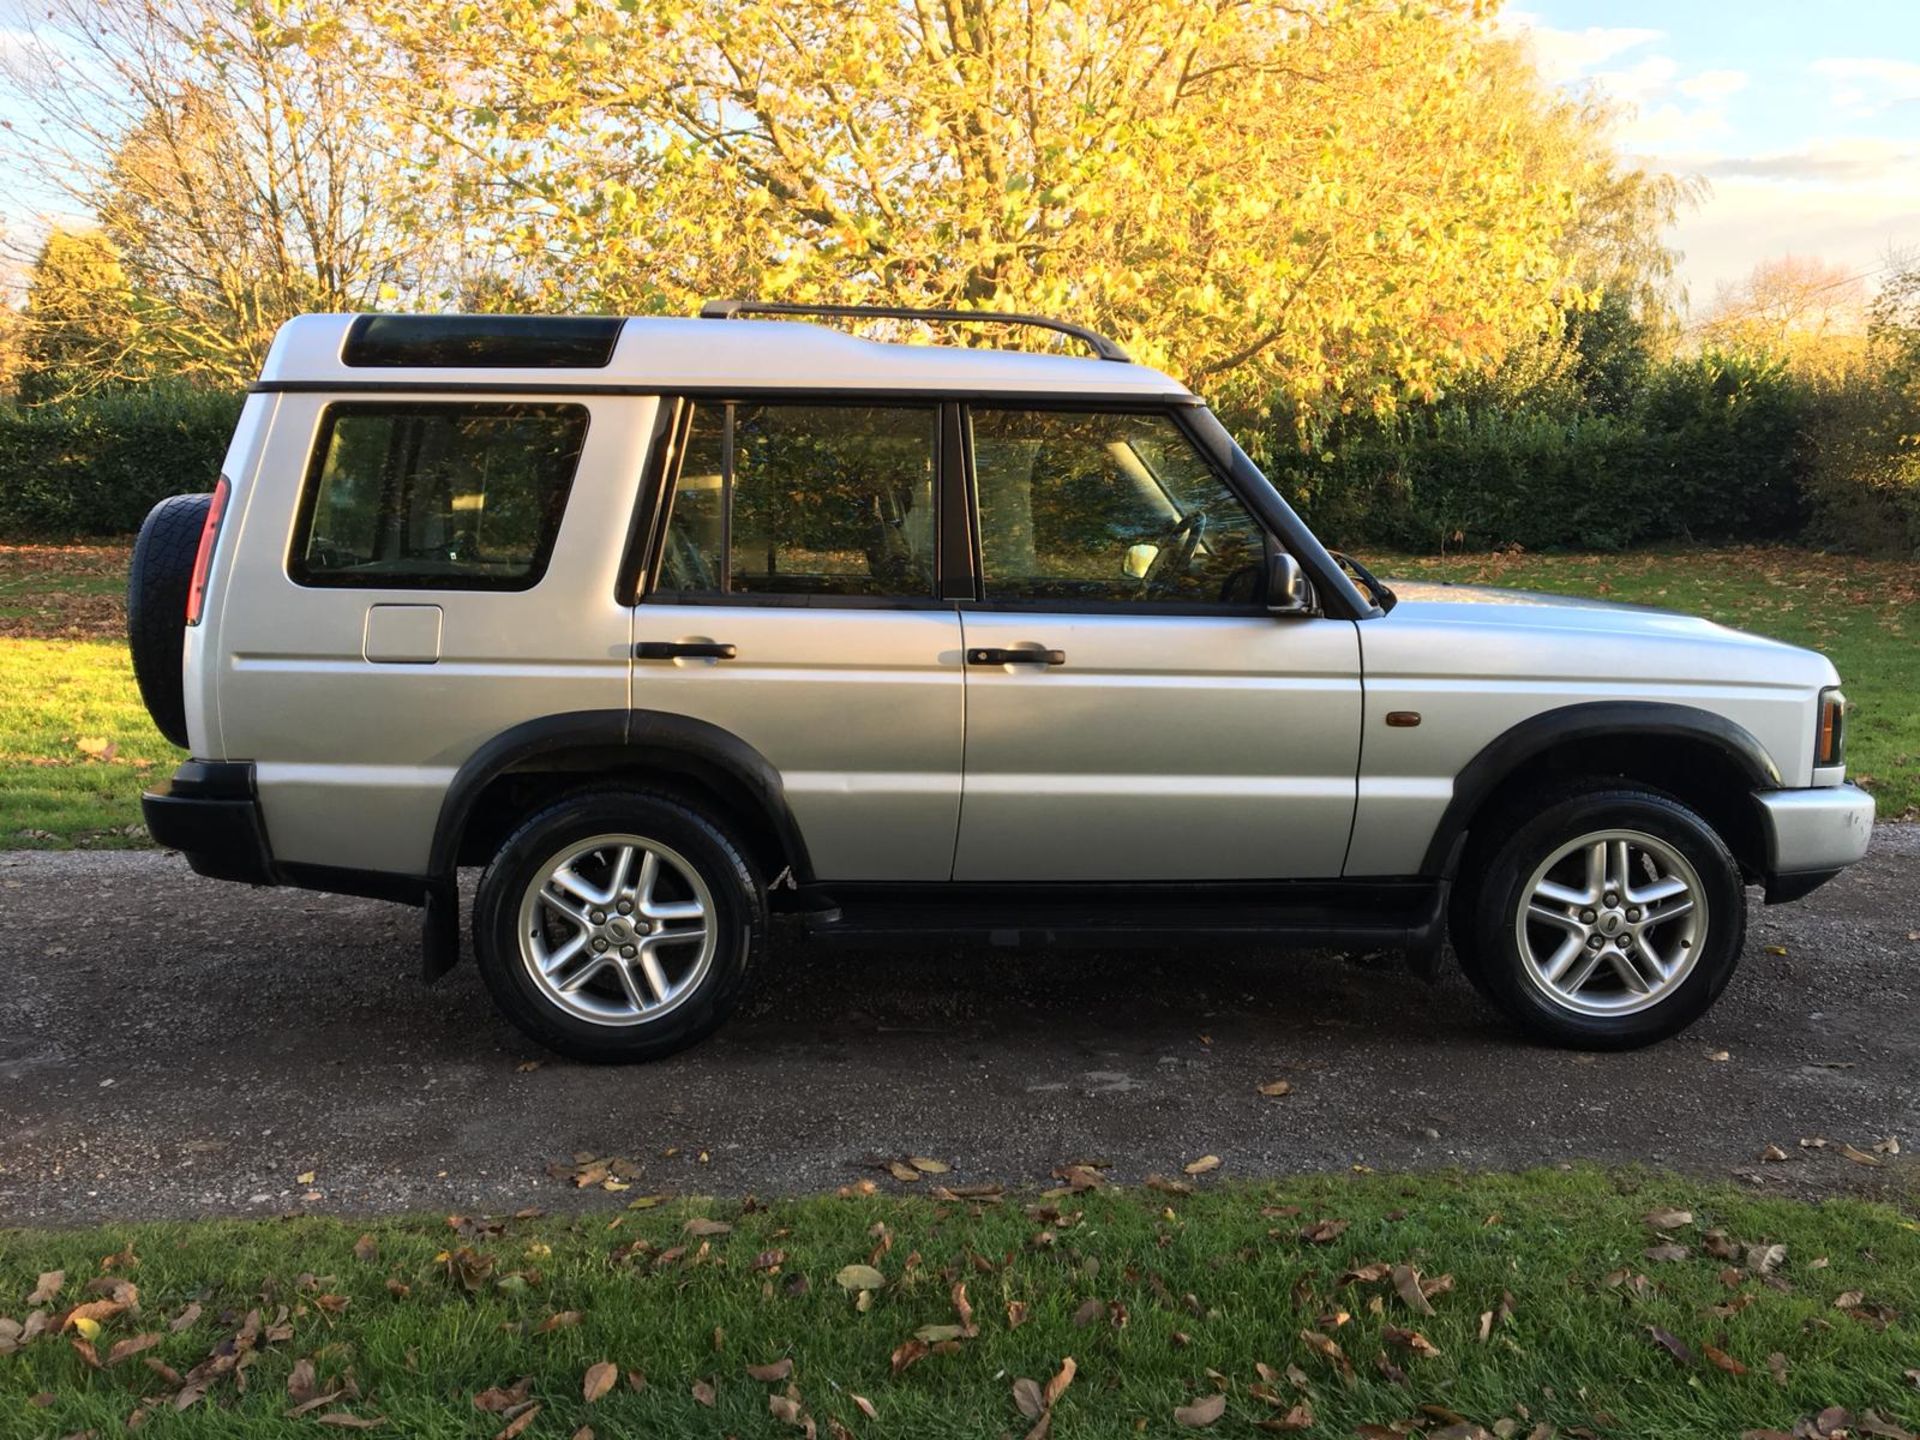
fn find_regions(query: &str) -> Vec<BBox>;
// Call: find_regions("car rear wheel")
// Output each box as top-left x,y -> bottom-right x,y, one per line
472,790 -> 764,1062
1460,784 -> 1745,1049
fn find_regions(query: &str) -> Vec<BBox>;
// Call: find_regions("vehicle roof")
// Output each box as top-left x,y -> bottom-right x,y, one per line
257,314 -> 1196,400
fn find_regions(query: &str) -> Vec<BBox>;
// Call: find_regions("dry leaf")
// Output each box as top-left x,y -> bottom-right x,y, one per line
1646,1325 -> 1695,1366
1013,1377 -> 1046,1421
889,1338 -> 929,1374
746,1359 -> 793,1382
1257,1080 -> 1293,1097
1183,1155 -> 1222,1175
1006,1300 -> 1030,1329
1645,1243 -> 1691,1263
1392,1265 -> 1435,1315
1759,1144 -> 1788,1162
690,1379 -> 716,1407
583,1361 -> 617,1403
1383,1325 -> 1441,1358
1043,1357 -> 1077,1408
1840,1143 -> 1882,1167
473,1379 -> 534,1413
353,1234 -> 378,1264
27,1271 -> 63,1306
836,1264 -> 885,1292
493,1407 -> 541,1440
852,1395 -> 878,1420
887,1161 -> 921,1182
908,1156 -> 950,1174
1173,1392 -> 1227,1427
1643,1207 -> 1693,1230
1702,1343 -> 1748,1376
683,1217 -> 732,1237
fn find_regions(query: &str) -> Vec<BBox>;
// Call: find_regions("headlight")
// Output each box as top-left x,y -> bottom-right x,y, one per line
1816,687 -> 1847,768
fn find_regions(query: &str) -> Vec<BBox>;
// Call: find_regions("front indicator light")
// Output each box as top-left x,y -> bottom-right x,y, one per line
1816,687 -> 1847,768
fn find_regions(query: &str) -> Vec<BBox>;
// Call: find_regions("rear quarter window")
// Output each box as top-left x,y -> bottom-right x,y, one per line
289,403 -> 588,590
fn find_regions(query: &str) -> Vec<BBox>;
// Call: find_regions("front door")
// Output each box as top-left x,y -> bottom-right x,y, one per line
633,398 -> 964,882
952,405 -> 1362,882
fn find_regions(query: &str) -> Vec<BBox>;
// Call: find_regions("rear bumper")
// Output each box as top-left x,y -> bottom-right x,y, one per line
142,760 -> 276,885
1754,783 -> 1875,903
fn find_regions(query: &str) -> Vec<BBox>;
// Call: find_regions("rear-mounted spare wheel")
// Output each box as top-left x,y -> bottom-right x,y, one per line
127,491 -> 214,749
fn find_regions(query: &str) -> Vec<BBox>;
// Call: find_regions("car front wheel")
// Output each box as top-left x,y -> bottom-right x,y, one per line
1461,784 -> 1746,1049
472,790 -> 764,1062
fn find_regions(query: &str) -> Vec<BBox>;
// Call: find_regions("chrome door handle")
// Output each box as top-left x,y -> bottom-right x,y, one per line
967,647 -> 1065,666
635,641 -> 736,660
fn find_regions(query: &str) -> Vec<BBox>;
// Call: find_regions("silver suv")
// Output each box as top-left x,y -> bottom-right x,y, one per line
128,303 -> 1874,1062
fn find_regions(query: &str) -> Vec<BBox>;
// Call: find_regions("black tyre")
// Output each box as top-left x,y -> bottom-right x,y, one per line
472,790 -> 765,1062
127,493 -> 212,749
1459,783 -> 1745,1050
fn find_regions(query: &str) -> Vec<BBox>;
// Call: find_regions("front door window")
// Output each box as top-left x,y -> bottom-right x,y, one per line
970,408 -> 1267,607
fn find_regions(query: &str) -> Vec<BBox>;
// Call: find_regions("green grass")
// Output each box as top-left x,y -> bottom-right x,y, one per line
1382,546 -> 1920,819
0,637 -> 181,847
0,544 -> 182,846
0,543 -> 1915,845
2,1171 -> 1916,1437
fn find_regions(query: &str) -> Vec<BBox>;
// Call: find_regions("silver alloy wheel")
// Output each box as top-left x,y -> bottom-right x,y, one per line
516,833 -> 717,1027
1514,828 -> 1707,1017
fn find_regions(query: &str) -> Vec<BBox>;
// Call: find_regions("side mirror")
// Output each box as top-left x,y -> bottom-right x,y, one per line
1266,552 -> 1312,615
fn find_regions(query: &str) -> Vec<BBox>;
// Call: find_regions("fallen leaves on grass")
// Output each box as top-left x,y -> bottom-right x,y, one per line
1646,1326 -> 1696,1367
1173,1392 -> 1227,1427
582,1361 -> 617,1403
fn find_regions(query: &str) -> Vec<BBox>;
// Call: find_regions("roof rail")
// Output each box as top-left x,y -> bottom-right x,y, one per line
697,299 -> 1131,363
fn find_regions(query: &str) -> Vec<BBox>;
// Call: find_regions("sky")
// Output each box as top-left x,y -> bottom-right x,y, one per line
1504,1 -> 1920,312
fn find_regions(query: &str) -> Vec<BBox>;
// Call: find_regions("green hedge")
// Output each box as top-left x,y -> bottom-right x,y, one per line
1,360 -> 1913,555
0,386 -> 243,538
1280,353 -> 1814,553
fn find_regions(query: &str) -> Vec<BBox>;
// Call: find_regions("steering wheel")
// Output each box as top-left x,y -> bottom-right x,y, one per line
1139,509 -> 1208,596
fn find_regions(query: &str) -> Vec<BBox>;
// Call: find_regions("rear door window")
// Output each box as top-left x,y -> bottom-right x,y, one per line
290,402 -> 588,589
655,402 -> 938,600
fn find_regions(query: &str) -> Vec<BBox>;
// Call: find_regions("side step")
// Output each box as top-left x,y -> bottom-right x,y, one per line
797,879 -> 1445,951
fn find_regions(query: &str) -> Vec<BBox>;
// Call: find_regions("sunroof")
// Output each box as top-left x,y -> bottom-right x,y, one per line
343,315 -> 623,368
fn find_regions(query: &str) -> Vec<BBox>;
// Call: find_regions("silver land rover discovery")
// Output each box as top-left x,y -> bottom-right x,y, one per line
127,302 -> 1875,1062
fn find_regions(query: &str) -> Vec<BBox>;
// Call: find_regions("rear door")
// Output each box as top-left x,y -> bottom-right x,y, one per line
952,405 -> 1362,882
631,398 -> 965,881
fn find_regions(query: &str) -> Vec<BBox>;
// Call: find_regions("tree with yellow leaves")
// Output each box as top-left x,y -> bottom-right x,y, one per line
358,0 -> 1635,423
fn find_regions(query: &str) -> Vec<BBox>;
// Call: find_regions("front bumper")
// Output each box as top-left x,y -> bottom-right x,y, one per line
142,760 -> 275,885
1754,782 -> 1875,903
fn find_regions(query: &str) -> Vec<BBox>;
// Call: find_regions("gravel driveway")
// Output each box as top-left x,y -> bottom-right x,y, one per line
2,830 -> 1915,1226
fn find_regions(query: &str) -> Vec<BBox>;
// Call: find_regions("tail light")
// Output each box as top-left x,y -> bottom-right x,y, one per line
1815,687 -> 1847,768
185,475 -> 231,627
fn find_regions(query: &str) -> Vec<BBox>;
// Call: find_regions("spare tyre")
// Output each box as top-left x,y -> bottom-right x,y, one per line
127,492 -> 212,750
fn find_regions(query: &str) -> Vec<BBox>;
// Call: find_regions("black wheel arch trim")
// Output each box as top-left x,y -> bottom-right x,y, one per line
1420,700 -> 1781,877
427,708 -> 814,888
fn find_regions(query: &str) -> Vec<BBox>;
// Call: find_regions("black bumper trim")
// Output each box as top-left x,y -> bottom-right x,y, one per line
1763,868 -> 1843,905
142,761 -> 276,885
